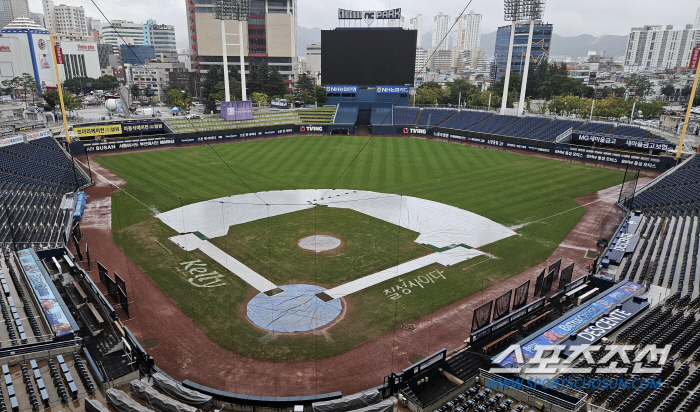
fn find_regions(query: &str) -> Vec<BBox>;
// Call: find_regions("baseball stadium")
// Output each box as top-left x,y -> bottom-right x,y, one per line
1,3 -> 700,412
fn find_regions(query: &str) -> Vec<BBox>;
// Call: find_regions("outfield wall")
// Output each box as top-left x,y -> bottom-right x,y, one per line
66,123 -> 674,171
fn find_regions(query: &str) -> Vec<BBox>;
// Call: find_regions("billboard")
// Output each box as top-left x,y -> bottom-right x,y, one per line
321,29 -> 417,86
121,122 -> 165,134
221,101 -> 253,121
74,124 -> 123,138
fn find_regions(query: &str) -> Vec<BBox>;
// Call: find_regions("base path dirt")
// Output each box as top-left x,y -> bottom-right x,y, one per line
72,149 -> 657,397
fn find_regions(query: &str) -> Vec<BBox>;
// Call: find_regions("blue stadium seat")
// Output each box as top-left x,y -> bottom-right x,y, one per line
576,122 -> 614,134
416,109 -> 456,126
370,107 -> 393,126
465,115 -> 519,134
393,107 -> 420,125
526,119 -> 583,142
439,111 -> 494,130
497,117 -> 551,138
334,106 -> 359,124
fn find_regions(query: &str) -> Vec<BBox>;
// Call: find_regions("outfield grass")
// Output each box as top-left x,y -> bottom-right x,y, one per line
97,135 -> 630,361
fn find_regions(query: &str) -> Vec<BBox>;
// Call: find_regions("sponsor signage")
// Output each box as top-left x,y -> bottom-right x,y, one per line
16,249 -> 74,337
325,85 -> 357,93
221,100 -> 253,121
377,86 -> 409,94
54,41 -> 63,64
496,282 -> 642,368
74,124 -> 123,138
0,45 -> 10,52
77,44 -> 96,51
0,135 -> 23,147
299,125 -> 325,133
338,8 -> 401,20
26,129 -> 51,141
572,132 -> 675,152
690,43 -> 700,70
402,127 -> 427,135
121,122 -> 164,134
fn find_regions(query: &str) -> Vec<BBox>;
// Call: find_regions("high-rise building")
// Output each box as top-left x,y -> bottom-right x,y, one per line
143,19 -> 176,53
102,20 -> 145,47
432,13 -> 450,51
494,22 -> 552,80
186,0 -> 298,91
452,11 -> 481,52
305,42 -> 321,73
409,15 -> 422,48
695,7 -> 700,41
415,48 -> 428,73
42,0 -> 87,35
86,17 -> 100,33
624,24 -> 698,71
388,16 -> 405,28
4,0 -> 30,26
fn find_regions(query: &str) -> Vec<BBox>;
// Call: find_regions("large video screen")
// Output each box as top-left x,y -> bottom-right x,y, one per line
321,29 -> 417,86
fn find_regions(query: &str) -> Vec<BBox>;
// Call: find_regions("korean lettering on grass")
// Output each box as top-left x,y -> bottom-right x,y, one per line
384,270 -> 445,300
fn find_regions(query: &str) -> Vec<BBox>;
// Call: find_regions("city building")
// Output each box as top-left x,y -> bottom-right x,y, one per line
0,18 -> 56,91
415,48 -> 428,73
86,16 -> 100,32
177,47 -> 191,68
4,0 -> 30,27
143,19 -> 176,53
432,49 -> 454,71
432,12 -> 450,51
97,43 -> 116,69
102,20 -> 144,47
41,1 -> 88,36
696,7 -> 700,42
120,44 -> 156,65
58,41 -> 101,80
452,11 -> 481,52
186,0 -> 298,91
388,16 -> 404,28
409,15 -> 422,48
624,24 -> 698,71
494,22 -> 553,80
128,54 -> 186,100
306,42 -> 320,73
169,71 -> 197,96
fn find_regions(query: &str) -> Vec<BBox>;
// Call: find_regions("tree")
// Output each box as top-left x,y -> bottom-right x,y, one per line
130,84 -> 140,99
636,99 -> 665,119
295,74 -> 314,94
661,84 -> 675,99
250,92 -> 269,106
19,73 -> 38,103
444,78 -> 479,106
314,85 -> 327,106
165,87 -> 192,109
626,74 -> 653,97
248,60 -> 288,98
42,91 -> 59,108
200,65 -> 242,102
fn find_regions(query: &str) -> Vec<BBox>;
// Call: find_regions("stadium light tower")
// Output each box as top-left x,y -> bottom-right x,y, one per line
214,0 -> 251,102
500,0 -> 545,114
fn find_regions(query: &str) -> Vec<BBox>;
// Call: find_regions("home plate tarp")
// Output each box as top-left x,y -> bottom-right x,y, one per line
106,388 -> 151,412
157,190 -> 516,301
130,379 -> 200,412
312,389 -> 382,412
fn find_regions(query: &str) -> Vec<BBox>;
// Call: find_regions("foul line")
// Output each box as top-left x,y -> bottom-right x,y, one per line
73,157 -> 153,212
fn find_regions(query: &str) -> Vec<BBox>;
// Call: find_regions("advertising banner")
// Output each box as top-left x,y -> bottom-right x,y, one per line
26,129 -> 51,141
16,249 -> 74,337
74,124 -> 123,138
572,132 -> 675,152
690,44 -> 700,70
54,41 -> 64,65
220,101 -> 253,121
121,122 -> 165,134
325,85 -> 358,93
497,281 -> 642,368
376,86 -> 409,94
0,135 -> 23,147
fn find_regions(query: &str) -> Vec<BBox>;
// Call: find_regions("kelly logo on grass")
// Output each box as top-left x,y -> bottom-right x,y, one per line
177,260 -> 226,288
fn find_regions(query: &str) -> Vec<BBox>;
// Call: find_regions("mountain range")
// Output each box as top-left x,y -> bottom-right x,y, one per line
298,27 -> 629,60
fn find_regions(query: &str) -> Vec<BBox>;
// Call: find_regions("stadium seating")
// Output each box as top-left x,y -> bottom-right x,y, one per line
497,116 -> 551,138
608,125 -> 652,139
438,110 -> 493,130
526,119 -> 583,142
465,114 -> 519,134
370,107 -> 393,126
576,122 -> 614,134
631,155 -> 700,212
415,108 -> 456,126
393,107 -> 420,125
333,106 -> 359,124
165,108 -> 337,133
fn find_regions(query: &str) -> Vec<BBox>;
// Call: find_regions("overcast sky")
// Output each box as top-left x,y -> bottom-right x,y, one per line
27,0 -> 700,47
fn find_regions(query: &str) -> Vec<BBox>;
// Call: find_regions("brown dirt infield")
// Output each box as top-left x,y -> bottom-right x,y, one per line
71,137 -> 657,397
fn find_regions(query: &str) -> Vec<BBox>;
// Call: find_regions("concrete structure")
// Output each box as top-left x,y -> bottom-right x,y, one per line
388,16 -> 404,28
128,55 -> 186,100
186,0 -> 297,91
120,44 -> 155,65
58,40 -> 101,80
102,20 -> 144,47
696,7 -> 700,42
494,22 -> 552,80
415,48 -> 428,73
409,15 -> 422,48
169,71 -> 197,95
305,41 -> 320,73
624,24 -> 699,71
142,19 -> 176,53
432,12 -> 450,51
97,43 -> 115,68
4,0 -> 29,27
452,11 -> 481,52
177,47 -> 191,68
432,49 -> 454,71
41,0 -> 88,36
0,17 -> 56,91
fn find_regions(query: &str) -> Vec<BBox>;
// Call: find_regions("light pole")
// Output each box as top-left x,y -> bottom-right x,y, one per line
214,0 -> 251,102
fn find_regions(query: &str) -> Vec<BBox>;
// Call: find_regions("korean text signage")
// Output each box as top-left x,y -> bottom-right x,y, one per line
122,122 -> 164,134
74,124 -> 123,138
690,43 -> 700,70
54,41 -> 63,64
572,132 -> 675,152
16,249 -> 74,337
0,135 -> 23,147
221,101 -> 253,121
377,86 -> 409,94
26,129 -> 51,141
325,85 -> 357,93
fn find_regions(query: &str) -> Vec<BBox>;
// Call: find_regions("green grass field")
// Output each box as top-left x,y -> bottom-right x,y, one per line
97,135 -> 629,361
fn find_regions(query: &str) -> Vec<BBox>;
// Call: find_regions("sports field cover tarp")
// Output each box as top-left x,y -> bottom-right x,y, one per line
106,388 -> 152,412
130,380 -> 200,412
152,373 -> 213,410
85,399 -> 111,412
345,399 -> 393,412
157,189 -> 515,249
313,389 -> 381,412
